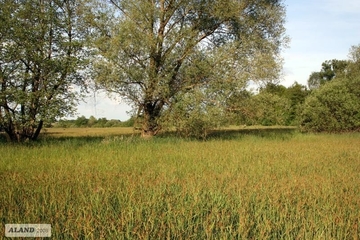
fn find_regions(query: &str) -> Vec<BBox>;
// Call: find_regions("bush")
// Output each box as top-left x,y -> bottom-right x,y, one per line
244,93 -> 291,126
300,78 -> 360,132
74,116 -> 89,127
161,89 -> 227,139
120,117 -> 135,127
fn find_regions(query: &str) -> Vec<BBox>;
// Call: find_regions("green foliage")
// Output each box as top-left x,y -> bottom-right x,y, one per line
104,119 -> 122,127
307,59 -> 349,89
226,90 -> 253,125
92,117 -> 108,127
74,116 -> 89,127
0,0 -> 88,142
162,89 -> 228,139
228,83 -> 308,126
119,116 -> 135,128
259,82 -> 287,97
251,92 -> 291,126
300,78 -> 360,132
301,44 -> 360,133
88,115 -> 97,127
347,43 -> 360,79
55,120 -> 75,128
53,116 -> 134,128
283,82 -> 309,125
88,0 -> 288,137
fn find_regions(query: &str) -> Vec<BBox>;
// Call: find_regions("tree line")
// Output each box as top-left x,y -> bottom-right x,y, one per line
300,45 -> 360,133
226,44 -> 360,134
0,0 -> 358,142
54,115 -> 134,128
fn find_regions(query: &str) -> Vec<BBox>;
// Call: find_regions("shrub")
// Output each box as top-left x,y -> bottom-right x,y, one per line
300,78 -> 360,132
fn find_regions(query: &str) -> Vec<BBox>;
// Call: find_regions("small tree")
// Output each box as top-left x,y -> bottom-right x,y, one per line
284,82 -> 309,125
88,115 -> 97,127
0,0 -> 88,142
74,116 -> 89,127
250,92 -> 291,126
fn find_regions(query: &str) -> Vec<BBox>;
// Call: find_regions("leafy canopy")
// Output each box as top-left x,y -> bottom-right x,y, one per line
0,0 -> 88,142
88,0 -> 288,137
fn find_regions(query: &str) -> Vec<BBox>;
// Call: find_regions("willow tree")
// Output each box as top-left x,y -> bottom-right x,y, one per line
90,0 -> 287,137
0,0 -> 88,142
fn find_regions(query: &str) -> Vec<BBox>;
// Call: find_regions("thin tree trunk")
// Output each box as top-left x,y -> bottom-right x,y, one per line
4,124 -> 18,142
32,120 -> 43,140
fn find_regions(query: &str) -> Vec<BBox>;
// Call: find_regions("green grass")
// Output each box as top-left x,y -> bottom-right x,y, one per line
1,129 -> 360,239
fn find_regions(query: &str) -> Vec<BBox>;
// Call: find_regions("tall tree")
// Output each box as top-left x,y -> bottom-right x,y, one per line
89,0 -> 288,137
0,0 -> 88,142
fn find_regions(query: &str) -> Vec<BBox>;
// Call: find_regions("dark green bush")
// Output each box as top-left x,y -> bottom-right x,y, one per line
300,78 -> 360,132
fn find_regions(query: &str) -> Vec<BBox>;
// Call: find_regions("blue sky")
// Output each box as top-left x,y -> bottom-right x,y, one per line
76,0 -> 360,121
283,0 -> 360,85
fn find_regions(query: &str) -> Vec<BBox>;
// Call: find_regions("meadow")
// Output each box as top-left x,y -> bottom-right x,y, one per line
0,127 -> 359,239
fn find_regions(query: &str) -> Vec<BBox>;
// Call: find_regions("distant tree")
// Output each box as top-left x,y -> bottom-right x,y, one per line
88,115 -> 97,127
74,116 -> 89,127
347,44 -> 360,80
229,82 -> 308,126
252,92 -> 291,126
54,120 -> 73,128
307,72 -> 322,90
301,44 -> 360,132
307,59 -> 349,89
226,90 -> 253,125
119,116 -> 135,127
93,117 -> 108,127
0,0 -> 88,142
104,119 -> 122,127
88,0 -> 288,137
259,82 -> 287,97
227,89 -> 290,126
284,82 -> 309,125
161,88 -> 228,139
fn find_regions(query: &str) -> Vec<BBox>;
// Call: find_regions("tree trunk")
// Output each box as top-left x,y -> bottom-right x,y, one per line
3,120 -> 43,142
3,120 -> 21,142
141,100 -> 163,138
32,120 -> 43,140
4,128 -> 18,143
141,110 -> 158,138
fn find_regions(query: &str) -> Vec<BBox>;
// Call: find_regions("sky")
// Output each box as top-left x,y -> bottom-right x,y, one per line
75,0 -> 360,121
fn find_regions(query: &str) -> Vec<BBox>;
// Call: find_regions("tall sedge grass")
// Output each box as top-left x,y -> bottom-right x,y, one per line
0,129 -> 359,239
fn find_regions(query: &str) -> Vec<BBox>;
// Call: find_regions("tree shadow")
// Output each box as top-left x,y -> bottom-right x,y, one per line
0,131 -> 138,146
35,132 -> 140,147
0,127 -> 299,145
207,127 -> 298,141
156,127 -> 299,141
0,133 -> 7,143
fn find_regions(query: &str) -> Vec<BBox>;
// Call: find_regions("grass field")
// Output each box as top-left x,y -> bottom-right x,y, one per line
1,128 -> 359,239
